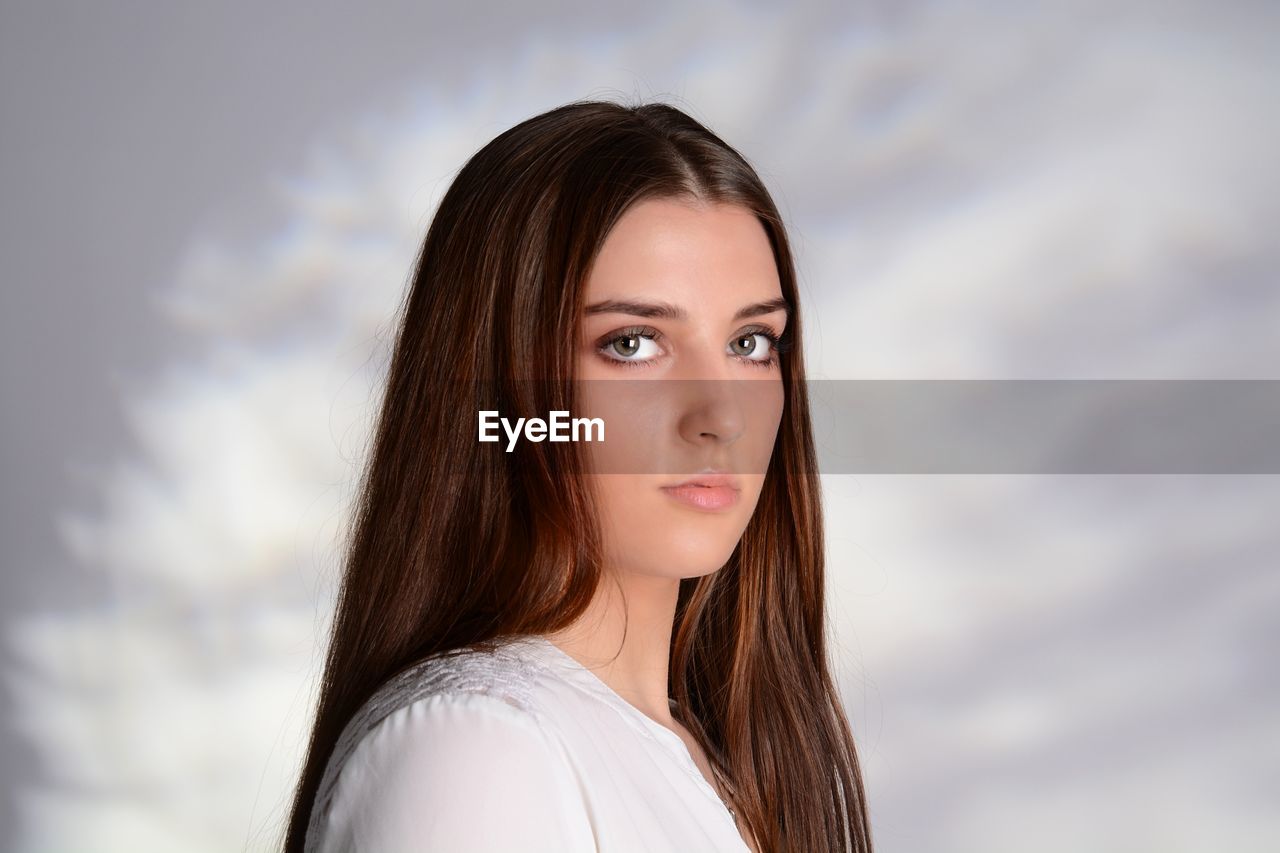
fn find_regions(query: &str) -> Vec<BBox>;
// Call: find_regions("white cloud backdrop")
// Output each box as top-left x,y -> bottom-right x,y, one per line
3,1 -> 1277,851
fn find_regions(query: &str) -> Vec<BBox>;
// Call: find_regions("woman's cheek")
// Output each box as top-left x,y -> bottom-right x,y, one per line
578,378 -> 674,476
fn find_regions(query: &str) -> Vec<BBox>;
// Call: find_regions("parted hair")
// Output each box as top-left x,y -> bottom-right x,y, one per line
282,98 -> 874,853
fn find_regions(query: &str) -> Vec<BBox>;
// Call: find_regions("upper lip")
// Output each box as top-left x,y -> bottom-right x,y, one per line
661,471 -> 741,490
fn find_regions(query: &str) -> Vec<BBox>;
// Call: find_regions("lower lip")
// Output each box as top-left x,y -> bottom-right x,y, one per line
660,485 -> 740,511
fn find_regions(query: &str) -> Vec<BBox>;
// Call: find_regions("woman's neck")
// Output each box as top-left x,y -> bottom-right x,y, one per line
541,570 -> 682,726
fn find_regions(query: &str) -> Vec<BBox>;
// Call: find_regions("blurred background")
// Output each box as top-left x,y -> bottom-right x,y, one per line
2,1 -> 1277,851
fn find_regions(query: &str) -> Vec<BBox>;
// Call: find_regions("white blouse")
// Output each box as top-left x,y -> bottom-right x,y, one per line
305,634 -> 753,853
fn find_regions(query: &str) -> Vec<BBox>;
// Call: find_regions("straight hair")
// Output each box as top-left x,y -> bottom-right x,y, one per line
283,99 -> 874,853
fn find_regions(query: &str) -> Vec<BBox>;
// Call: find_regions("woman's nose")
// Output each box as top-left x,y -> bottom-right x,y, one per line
669,340 -> 758,446
675,378 -> 747,446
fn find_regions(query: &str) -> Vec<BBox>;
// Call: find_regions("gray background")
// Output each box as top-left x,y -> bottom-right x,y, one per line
2,1 -> 1277,850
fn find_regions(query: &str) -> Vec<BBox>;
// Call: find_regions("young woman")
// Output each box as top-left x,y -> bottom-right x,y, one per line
284,99 -> 874,853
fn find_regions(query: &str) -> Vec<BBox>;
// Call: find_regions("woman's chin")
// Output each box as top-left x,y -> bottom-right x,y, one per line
612,542 -> 740,581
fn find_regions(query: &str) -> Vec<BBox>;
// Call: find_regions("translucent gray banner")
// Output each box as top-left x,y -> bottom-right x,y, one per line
477,380 -> 1280,474
808,380 -> 1280,474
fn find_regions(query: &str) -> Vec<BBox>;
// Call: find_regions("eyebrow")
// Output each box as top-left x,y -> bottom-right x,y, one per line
584,296 -> 790,322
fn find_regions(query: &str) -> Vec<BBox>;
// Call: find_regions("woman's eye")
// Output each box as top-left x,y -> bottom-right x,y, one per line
729,332 -> 773,360
601,332 -> 663,362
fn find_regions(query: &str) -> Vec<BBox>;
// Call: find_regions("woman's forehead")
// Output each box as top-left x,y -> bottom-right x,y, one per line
585,197 -> 781,308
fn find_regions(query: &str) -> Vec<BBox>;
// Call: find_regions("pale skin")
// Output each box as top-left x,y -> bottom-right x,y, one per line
543,196 -> 786,852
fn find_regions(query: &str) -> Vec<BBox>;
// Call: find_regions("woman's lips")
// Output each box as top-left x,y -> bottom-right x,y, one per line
659,474 -> 741,511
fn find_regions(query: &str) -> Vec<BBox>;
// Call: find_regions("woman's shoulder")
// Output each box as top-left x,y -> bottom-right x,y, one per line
307,630 -> 591,850
374,635 -> 554,717
326,635 -> 561,770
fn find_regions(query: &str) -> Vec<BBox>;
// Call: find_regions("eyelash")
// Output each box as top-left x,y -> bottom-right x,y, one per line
593,324 -> 792,370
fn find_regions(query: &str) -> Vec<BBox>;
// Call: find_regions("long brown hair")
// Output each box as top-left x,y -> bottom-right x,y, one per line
282,99 -> 874,853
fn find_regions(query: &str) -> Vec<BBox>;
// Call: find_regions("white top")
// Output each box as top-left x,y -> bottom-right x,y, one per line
305,634 -> 752,853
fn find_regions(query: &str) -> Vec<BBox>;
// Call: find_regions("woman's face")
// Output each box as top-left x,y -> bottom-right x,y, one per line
577,197 -> 787,581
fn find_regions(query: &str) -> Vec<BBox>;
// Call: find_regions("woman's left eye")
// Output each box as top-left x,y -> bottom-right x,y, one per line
728,332 -> 774,361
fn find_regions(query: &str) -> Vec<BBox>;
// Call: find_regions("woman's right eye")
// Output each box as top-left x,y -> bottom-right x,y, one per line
597,328 -> 665,364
